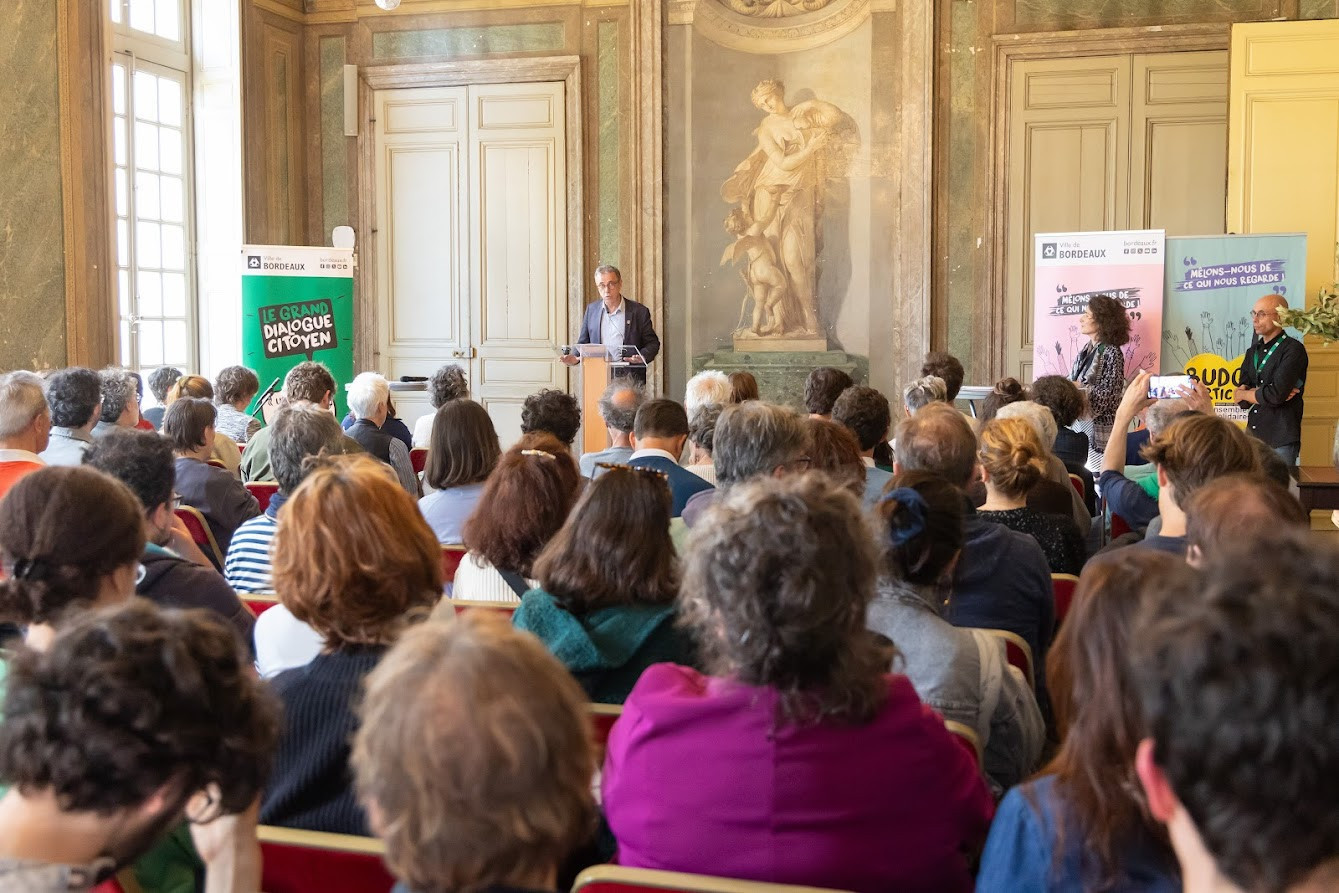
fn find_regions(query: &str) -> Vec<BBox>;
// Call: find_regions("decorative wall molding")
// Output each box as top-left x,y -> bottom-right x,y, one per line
983,23 -> 1231,377
57,0 -> 116,367
630,0 -> 665,394
692,0 -> 869,53
354,56 -> 585,374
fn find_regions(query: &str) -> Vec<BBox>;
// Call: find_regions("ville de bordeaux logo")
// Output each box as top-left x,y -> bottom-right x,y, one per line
1041,243 -> 1057,260
247,256 -> 262,269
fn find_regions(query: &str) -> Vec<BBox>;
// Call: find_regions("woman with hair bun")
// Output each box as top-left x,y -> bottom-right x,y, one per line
980,377 -> 1028,425
0,466 -> 145,646
979,418 -> 1085,575
868,471 -> 1044,793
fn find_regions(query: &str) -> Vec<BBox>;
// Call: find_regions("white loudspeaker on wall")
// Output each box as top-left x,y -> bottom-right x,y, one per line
332,227 -> 355,250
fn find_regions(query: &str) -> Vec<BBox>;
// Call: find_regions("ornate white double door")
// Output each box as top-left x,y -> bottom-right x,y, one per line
372,82 -> 568,445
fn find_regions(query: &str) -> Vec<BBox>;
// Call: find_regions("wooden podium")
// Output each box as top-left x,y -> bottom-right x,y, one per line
567,344 -> 619,455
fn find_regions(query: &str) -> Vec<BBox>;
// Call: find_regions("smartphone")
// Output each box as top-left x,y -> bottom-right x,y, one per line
1148,374 -> 1193,400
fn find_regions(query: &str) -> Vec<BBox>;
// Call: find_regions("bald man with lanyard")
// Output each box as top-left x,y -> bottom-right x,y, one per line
1233,294 -> 1308,468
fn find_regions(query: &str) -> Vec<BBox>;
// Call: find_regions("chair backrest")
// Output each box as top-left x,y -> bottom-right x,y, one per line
1067,473 -> 1084,500
590,702 -> 622,761
257,824 -> 395,893
444,598 -> 518,618
1051,573 -> 1080,628
942,719 -> 983,766
1110,512 -> 1134,540
245,481 -> 280,513
410,448 -> 429,475
978,627 -> 1035,689
574,865 -> 853,893
244,591 -> 281,617
206,458 -> 228,470
440,545 -> 467,583
174,505 -> 225,568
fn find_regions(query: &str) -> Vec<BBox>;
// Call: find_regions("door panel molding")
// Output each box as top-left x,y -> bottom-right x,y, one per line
356,57 -> 583,380
987,24 -> 1230,379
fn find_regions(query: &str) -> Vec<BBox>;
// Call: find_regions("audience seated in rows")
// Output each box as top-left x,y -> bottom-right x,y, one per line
165,374 -> 243,475
579,380 -> 643,478
832,385 -> 894,506
163,397 -> 260,558
978,417 -> 1086,575
994,399 -> 1091,532
521,388 -> 582,450
0,601 -> 279,893
1184,473 -> 1306,567
453,433 -> 581,603
0,372 -> 49,498
727,370 -> 759,403
804,365 -> 854,419
902,374 -> 948,415
418,398 -> 500,544
142,365 -> 182,430
39,367 -> 101,467
1028,374 -> 1095,511
978,549 -> 1192,891
260,454 -> 442,835
225,403 -> 349,595
604,474 -> 993,892
1133,532 -> 1339,893
805,416 -> 866,498
213,365 -> 262,444
894,403 -> 1054,718
922,351 -> 966,404
93,368 -> 141,441
684,369 -> 732,415
352,613 -> 597,893
346,372 -> 418,496
628,399 -> 712,517
514,465 -> 699,703
1101,372 -> 1258,553
868,472 -> 1044,793
980,377 -> 1027,425
681,401 -> 809,527
411,364 -> 468,449
683,402 -> 721,484
84,430 -> 255,646
242,361 -> 356,482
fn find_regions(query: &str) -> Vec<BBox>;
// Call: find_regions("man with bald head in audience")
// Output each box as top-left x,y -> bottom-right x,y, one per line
580,380 -> 644,478
0,372 -> 49,498
1233,293 -> 1308,468
894,402 -> 1054,718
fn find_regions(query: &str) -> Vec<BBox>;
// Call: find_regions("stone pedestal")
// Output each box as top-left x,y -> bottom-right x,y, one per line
693,348 -> 868,410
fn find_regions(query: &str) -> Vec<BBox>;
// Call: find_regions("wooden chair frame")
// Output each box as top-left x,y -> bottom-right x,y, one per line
574,864 -> 852,893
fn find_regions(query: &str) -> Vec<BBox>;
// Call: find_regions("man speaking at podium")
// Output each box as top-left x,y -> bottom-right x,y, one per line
562,264 -> 660,384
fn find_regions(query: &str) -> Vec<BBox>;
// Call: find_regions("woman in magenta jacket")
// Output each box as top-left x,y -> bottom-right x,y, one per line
601,474 -> 993,893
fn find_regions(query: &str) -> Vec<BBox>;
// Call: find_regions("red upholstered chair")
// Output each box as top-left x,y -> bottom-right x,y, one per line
410,448 -> 429,475
591,702 -> 622,762
440,545 -> 467,583
257,825 -> 395,893
978,628 -> 1035,689
943,720 -> 983,766
244,592 -> 281,617
1051,573 -> 1080,629
573,865 -> 852,893
1067,473 -> 1084,500
206,458 -> 228,470
1110,512 -> 1134,540
245,481 -> 280,513
444,598 -> 518,619
175,505 -> 225,568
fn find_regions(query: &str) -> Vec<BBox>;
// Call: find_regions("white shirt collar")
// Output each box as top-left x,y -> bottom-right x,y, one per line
602,298 -> 626,317
629,447 -> 678,463
0,449 -> 45,465
862,456 -> 877,468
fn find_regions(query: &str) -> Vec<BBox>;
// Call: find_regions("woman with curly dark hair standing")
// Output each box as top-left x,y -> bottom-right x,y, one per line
1070,294 -> 1130,471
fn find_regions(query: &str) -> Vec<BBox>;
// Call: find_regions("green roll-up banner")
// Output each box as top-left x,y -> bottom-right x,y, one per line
241,245 -> 355,421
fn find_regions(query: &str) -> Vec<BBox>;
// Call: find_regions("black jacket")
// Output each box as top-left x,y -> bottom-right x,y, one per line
138,545 -> 256,652
1239,332 -> 1308,447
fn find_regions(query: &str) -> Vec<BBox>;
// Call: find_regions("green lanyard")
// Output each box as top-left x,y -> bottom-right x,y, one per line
1254,333 -> 1287,374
